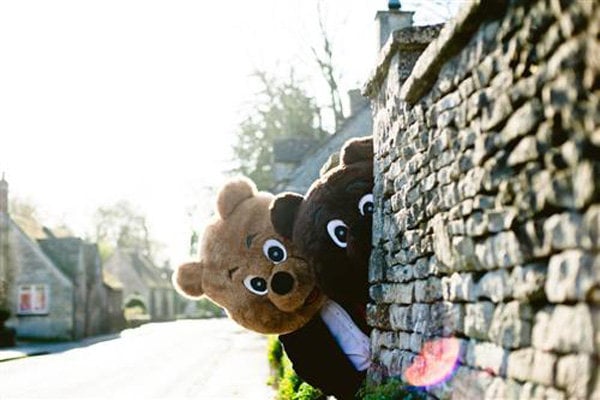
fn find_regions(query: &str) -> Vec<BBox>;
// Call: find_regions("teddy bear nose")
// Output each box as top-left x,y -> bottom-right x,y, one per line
271,271 -> 295,295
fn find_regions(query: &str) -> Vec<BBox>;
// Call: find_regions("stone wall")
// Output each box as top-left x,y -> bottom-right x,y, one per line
364,1 -> 600,398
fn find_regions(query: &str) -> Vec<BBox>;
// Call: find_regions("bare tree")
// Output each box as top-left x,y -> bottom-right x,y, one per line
90,200 -> 162,262
310,1 -> 345,132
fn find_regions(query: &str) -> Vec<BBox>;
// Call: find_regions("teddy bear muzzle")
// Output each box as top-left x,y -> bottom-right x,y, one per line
267,268 -> 318,312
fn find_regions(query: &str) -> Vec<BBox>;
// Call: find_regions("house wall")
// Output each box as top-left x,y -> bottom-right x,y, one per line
82,243 -> 113,336
104,251 -> 151,311
7,222 -> 74,340
365,1 -> 600,398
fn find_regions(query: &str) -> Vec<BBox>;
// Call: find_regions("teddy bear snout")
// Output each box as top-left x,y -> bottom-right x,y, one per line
271,271 -> 295,295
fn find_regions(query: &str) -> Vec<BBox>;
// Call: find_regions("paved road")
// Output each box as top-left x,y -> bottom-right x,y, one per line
0,319 -> 276,399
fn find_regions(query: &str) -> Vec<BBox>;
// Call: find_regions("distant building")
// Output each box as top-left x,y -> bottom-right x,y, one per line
272,89 -> 374,194
103,248 -> 176,322
0,176 -> 124,340
38,235 -> 124,338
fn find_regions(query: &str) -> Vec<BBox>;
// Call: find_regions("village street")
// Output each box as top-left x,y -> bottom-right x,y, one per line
0,318 -> 276,400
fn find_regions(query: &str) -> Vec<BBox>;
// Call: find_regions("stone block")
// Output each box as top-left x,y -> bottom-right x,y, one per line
507,348 -> 535,382
458,167 -> 485,199
472,194 -> 495,210
375,282 -> 414,304
414,277 -> 443,303
543,212 -> 588,250
369,245 -> 386,283
458,76 -> 476,101
487,209 -> 517,233
466,211 -> 487,237
533,304 -> 595,353
476,269 -> 512,303
556,354 -> 592,399
367,304 -> 391,330
432,214 -> 454,269
465,340 -> 508,376
486,377 -> 523,400
514,219 -> 551,259
492,231 -> 526,268
530,350 -> 556,387
499,99 -> 543,146
481,93 -> 513,132
472,126 -> 499,163
584,205 -> 600,250
389,304 -> 411,331
464,302 -> 495,341
446,366 -> 493,400
371,330 -> 398,351
442,272 -> 476,302
510,264 -> 546,301
378,348 -> 405,378
545,250 -> 599,302
452,235 -> 481,271
411,303 -> 430,334
507,136 -> 539,167
510,346 -> 557,389
436,302 -> 464,336
408,332 -> 422,354
447,219 -> 465,236
489,301 -> 532,349
413,256 -> 430,279
386,263 -> 413,283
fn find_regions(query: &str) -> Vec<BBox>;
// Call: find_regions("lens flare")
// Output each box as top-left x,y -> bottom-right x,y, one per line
403,337 -> 460,387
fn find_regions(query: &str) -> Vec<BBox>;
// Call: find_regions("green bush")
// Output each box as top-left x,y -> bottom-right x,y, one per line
266,335 -> 322,400
358,378 -> 426,400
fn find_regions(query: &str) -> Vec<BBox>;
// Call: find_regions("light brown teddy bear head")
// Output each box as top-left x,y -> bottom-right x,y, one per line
173,177 -> 326,334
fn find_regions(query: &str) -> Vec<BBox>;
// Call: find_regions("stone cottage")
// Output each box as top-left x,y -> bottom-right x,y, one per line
38,235 -> 124,338
272,89 -> 375,194
103,248 -> 176,322
0,176 -> 124,340
364,0 -> 600,398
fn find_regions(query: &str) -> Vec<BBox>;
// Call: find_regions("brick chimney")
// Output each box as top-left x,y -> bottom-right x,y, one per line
348,89 -> 368,116
375,3 -> 414,50
0,173 -> 7,214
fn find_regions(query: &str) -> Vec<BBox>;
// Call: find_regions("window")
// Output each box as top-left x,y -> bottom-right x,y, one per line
18,284 -> 49,315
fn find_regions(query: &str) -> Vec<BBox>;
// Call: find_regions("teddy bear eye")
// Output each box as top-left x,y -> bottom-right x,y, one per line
358,193 -> 374,216
263,239 -> 287,264
243,275 -> 268,296
326,219 -> 348,248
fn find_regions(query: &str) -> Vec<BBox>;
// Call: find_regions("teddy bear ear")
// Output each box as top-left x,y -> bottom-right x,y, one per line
270,192 -> 304,240
216,177 -> 257,219
172,262 -> 205,299
340,135 -> 374,166
319,151 -> 340,177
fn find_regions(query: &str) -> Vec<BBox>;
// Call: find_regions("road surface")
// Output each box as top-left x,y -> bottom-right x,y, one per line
0,319 -> 276,399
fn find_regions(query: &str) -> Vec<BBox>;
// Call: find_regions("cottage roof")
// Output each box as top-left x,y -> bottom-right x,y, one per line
38,237 -> 83,281
272,105 -> 373,194
105,248 -> 172,290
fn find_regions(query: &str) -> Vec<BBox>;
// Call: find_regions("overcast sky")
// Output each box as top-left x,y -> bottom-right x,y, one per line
0,0 -> 459,265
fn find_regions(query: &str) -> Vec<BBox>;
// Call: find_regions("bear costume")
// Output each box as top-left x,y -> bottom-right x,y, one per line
271,136 -> 375,398
172,176 -> 369,399
271,135 -> 374,312
172,176 -> 325,334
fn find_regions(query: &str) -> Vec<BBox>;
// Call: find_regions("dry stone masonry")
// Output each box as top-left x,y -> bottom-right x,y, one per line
364,1 -> 600,398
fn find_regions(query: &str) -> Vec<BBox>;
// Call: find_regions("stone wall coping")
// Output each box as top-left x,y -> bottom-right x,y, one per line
363,23 -> 443,98
364,0 -> 507,103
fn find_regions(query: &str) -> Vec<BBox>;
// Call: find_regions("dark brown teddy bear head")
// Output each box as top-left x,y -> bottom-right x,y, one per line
271,136 -> 374,306
172,177 -> 325,334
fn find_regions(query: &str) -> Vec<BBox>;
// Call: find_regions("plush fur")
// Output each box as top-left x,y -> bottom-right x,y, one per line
271,136 -> 374,307
173,176 -> 326,334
